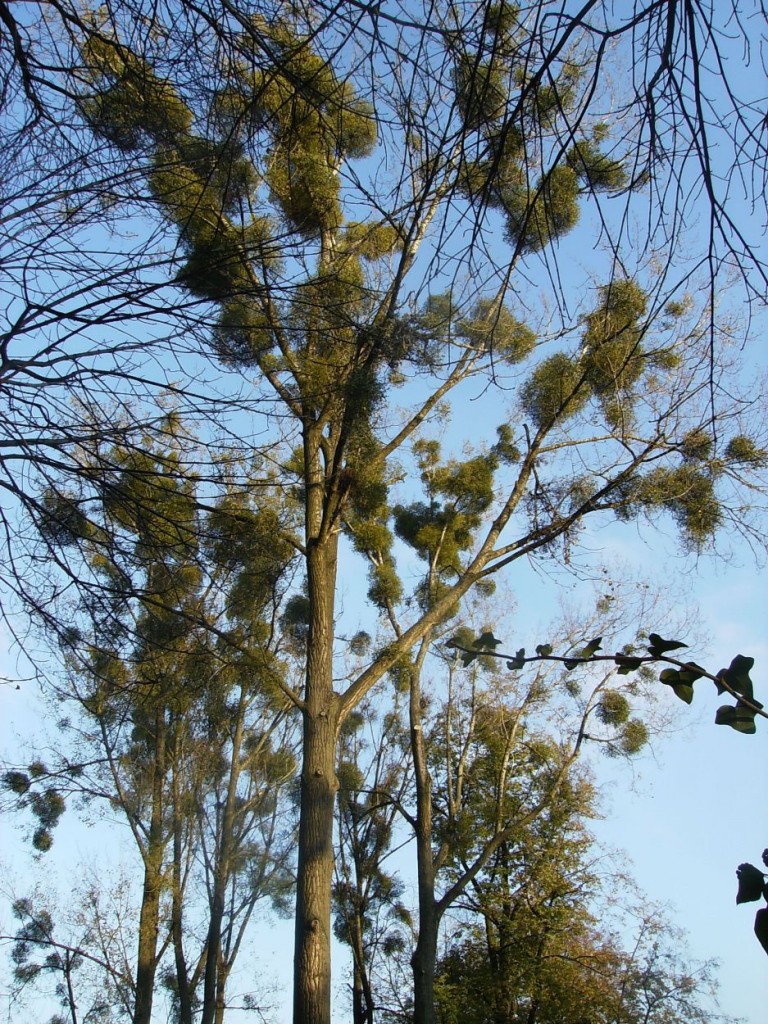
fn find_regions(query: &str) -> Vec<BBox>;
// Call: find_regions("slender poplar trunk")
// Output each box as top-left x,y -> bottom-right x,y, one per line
134,707 -> 167,1024
201,689 -> 246,1024
171,754 -> 194,1024
64,950 -> 79,1024
410,644 -> 438,1024
214,964 -> 230,1024
352,955 -> 365,1024
351,908 -> 374,1024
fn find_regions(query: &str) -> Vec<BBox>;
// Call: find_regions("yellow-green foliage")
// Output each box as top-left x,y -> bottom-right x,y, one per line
522,353 -> 588,428
619,718 -> 649,755
523,63 -> 581,128
485,1 -> 520,41
344,222 -> 403,260
82,33 -> 277,318
152,137 -> 258,219
581,279 -> 648,397
394,449 -> 498,575
368,560 -> 403,608
80,35 -> 192,150
39,490 -> 93,548
266,148 -> 343,235
418,292 -> 456,342
103,446 -> 197,559
149,142 -> 271,303
206,502 -> 294,620
293,256 -> 365,359
454,56 -> 508,130
504,165 -> 581,254
456,129 -> 525,201
348,506 -> 392,560
432,454 -> 497,515
213,300 -> 274,366
492,423 -> 521,464
566,138 -> 627,192
251,30 -> 376,235
387,652 -> 413,693
626,464 -> 722,547
595,689 -> 630,726
415,577 -> 461,619
458,298 -> 535,363
680,428 -> 713,462
171,220 -> 269,301
725,435 -> 767,467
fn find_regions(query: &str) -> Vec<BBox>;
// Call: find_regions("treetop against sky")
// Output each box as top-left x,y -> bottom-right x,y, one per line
0,2 -> 766,1024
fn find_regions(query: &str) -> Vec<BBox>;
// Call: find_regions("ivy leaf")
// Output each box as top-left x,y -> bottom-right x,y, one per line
474,631 -> 502,651
736,862 -> 766,903
564,636 -> 602,670
506,648 -> 526,671
659,668 -> 694,704
678,662 -> 706,684
715,703 -> 758,735
535,643 -> 552,657
716,655 -> 756,700
647,633 -> 688,657
614,654 -> 643,675
582,636 -> 602,658
461,650 -> 478,668
755,908 -> 768,957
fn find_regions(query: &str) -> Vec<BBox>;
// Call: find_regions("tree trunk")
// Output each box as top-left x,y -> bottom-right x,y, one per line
293,681 -> 340,1024
351,908 -> 374,1024
201,688 -> 246,1024
293,460 -> 340,1024
214,962 -> 230,1024
410,644 -> 438,1024
171,754 -> 194,1024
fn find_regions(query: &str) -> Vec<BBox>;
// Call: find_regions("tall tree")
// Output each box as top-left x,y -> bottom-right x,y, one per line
334,692 -> 411,1024
382,584 -> 661,1024
433,817 -> 734,1024
3,3 -> 767,1023
4,436 -> 299,1024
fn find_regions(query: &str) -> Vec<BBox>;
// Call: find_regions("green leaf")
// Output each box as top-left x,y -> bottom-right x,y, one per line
715,654 -> 756,700
582,636 -> 602,658
647,633 -> 688,657
736,863 -> 766,903
564,636 -> 602,670
474,631 -> 502,651
678,662 -> 706,685
755,908 -> 768,957
506,648 -> 526,671
535,643 -> 552,657
715,703 -> 757,734
659,668 -> 694,704
614,654 -> 643,674
461,650 -> 478,668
